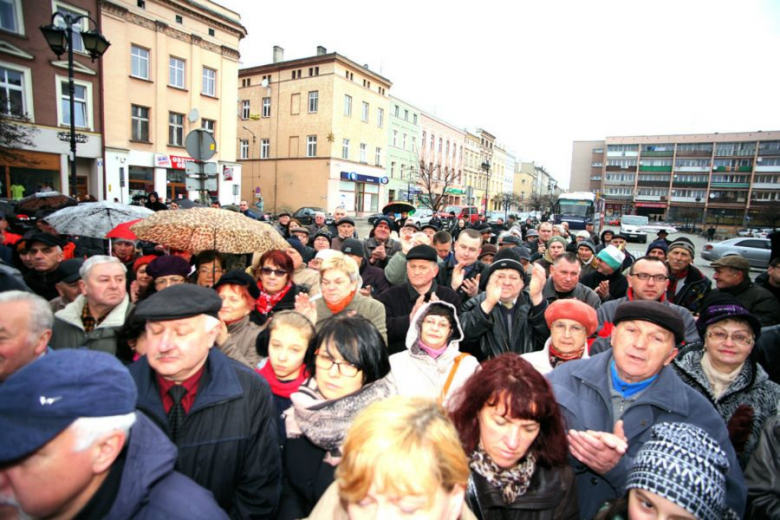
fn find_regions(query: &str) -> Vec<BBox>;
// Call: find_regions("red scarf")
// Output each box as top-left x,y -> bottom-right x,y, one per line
325,290 -> 356,315
548,342 -> 585,369
255,362 -> 308,398
255,280 -> 292,315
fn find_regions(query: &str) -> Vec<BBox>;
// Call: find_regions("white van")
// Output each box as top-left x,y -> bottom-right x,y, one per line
620,215 -> 650,243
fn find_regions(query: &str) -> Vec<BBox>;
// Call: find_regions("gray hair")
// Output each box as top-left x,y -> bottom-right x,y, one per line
80,255 -> 127,280
314,211 -> 325,218
0,291 -> 53,341
72,412 -> 137,451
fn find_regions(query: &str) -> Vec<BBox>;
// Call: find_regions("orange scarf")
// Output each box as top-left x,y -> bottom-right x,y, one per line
325,290 -> 356,315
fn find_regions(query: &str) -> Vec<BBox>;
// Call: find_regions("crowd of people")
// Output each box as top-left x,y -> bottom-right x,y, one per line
1,199 -> 780,520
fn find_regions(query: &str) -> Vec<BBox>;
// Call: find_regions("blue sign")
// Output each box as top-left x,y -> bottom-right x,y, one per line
340,171 -> 382,184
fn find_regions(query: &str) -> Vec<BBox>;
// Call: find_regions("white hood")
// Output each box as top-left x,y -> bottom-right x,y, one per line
404,300 -> 464,352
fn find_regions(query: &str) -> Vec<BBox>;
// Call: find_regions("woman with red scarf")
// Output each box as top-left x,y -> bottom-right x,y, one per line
255,310 -> 314,446
253,250 -> 303,326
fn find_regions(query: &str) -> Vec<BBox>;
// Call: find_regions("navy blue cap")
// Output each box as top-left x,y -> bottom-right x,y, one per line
0,350 -> 137,463
341,238 -> 365,257
373,216 -> 393,229
146,255 -> 190,279
55,258 -> 85,284
336,217 -> 356,227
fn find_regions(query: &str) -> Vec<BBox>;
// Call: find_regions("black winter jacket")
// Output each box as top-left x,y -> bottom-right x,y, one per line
277,436 -> 335,520
580,269 -> 628,302
359,260 -> 390,296
129,349 -> 281,519
436,258 -> 488,301
705,279 -> 780,326
666,264 -> 711,315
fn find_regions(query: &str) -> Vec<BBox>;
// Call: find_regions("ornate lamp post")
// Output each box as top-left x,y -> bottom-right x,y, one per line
481,160 -> 490,215
41,13 -> 110,198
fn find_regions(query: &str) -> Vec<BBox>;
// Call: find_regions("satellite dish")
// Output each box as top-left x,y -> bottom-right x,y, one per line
261,78 -> 269,88
187,108 -> 200,124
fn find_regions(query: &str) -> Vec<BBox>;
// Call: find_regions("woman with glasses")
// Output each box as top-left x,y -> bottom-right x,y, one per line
144,255 -> 190,298
253,250 -> 303,327
389,301 -> 479,407
296,252 -> 387,344
277,316 -> 394,520
193,250 -> 225,288
522,299 -> 598,375
212,271 -> 264,368
673,294 -> 780,468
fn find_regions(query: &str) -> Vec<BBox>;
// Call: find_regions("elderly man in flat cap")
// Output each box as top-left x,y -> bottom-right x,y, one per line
0,349 -> 227,519
547,300 -> 746,519
128,284 -> 281,518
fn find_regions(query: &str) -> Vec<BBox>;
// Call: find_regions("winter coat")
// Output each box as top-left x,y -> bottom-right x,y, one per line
24,268 -> 65,300
292,265 -> 320,296
589,291 -> 701,355
105,413 -> 229,520
465,464 -> 578,520
436,257 -> 489,301
308,481 -> 479,520
666,264 -> 711,315
745,415 -> 780,520
754,325 -> 780,385
376,281 -> 461,355
383,249 -> 444,287
541,278 -> 601,309
388,301 -> 479,407
50,295 -> 132,355
219,315 -> 266,368
129,349 -> 281,519
522,336 -> 590,375
755,271 -> 780,305
547,351 -> 746,520
581,269 -> 628,302
458,291 -> 549,362
706,279 -> 780,326
672,347 -> 780,468
357,259 -> 390,296
362,237 -> 402,269
314,291 -> 387,344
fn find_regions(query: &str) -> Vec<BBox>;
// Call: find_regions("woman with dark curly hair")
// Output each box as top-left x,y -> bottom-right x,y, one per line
450,354 -> 578,519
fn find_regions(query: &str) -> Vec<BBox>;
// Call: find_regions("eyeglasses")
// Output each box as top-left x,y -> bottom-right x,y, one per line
198,267 -> 224,274
154,276 -> 186,288
551,322 -> 587,335
314,350 -> 360,377
706,330 -> 754,347
422,317 -> 451,330
260,267 -> 287,277
631,273 -> 668,282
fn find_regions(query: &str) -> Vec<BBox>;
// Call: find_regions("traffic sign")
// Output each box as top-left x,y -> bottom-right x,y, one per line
185,129 -> 217,161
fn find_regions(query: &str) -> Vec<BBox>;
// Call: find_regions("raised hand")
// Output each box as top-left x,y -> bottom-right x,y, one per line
528,263 -> 546,304
294,292 -> 317,324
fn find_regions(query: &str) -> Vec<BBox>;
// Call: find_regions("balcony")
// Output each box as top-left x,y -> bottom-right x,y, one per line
708,199 -> 747,206
674,166 -> 710,172
670,196 -> 704,203
752,182 -> 779,190
636,195 -> 663,202
639,165 -> 672,172
713,166 -> 752,173
640,150 -> 674,157
758,146 -> 780,156
604,180 -> 635,187
672,181 -> 708,188
606,151 -> 639,158
675,149 -> 712,157
605,165 -> 637,171
710,182 -> 750,189
714,149 -> 755,157
755,164 -> 780,172
637,180 -> 671,188
603,193 -> 633,200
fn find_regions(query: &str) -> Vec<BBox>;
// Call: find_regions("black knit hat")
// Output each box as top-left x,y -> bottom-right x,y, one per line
486,248 -> 525,281
213,270 -> 260,300
613,300 -> 685,344
312,231 -> 332,246
407,244 -> 438,263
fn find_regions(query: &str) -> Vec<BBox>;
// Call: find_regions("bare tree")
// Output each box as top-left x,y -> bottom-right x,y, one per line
0,113 -> 37,164
491,192 -> 523,214
411,152 -> 460,212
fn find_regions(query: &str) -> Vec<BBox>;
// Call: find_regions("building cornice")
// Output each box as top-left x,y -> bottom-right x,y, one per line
240,53 -> 392,88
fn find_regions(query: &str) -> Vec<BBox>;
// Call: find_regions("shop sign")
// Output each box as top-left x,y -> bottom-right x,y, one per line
155,154 -> 194,170
636,202 -> 666,208
340,171 -> 381,184
223,166 -> 233,181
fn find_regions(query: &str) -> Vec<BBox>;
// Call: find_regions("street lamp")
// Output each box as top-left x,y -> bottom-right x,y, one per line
481,160 -> 490,215
41,13 -> 110,198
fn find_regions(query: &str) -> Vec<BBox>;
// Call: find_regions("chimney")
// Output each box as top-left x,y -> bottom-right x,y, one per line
316,46 -> 327,56
273,46 -> 284,63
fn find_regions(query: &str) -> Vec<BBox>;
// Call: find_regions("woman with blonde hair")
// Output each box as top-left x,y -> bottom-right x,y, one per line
310,395 -> 477,519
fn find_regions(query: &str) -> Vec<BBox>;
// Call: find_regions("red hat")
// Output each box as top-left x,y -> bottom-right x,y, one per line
133,254 -> 158,273
544,299 -> 598,337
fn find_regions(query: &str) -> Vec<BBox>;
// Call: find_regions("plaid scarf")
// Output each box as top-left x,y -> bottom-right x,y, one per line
81,303 -> 108,334
470,443 -> 536,504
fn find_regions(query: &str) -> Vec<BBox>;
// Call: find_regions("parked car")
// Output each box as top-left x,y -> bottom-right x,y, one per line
608,218 -> 621,226
486,211 -> 506,224
620,215 -> 650,243
291,207 -> 333,226
700,237 -> 772,269
366,213 -> 384,225
444,205 -> 480,224
411,207 -> 434,226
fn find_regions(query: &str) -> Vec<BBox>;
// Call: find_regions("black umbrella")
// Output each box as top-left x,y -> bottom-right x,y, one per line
17,192 -> 78,213
382,201 -> 415,215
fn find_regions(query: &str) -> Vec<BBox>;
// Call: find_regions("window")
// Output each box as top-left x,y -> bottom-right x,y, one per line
392,130 -> 397,147
240,139 -> 249,159
0,65 -> 25,116
404,109 -> 408,121
377,107 -> 384,127
308,91 -> 318,113
360,143 -> 366,163
394,105 -> 399,117
390,162 -> 396,178
59,80 -> 88,128
412,137 -> 416,151
0,0 -> 23,34
402,134 -> 407,150
375,147 -> 381,166
306,135 -> 317,157
131,46 -> 149,80
168,112 -> 184,146
131,105 -> 149,141
169,57 -> 185,88
438,138 -> 442,152
175,14 -> 182,24
201,119 -> 215,134
54,3 -> 87,53
208,28 -> 215,36
241,100 -> 249,119
344,95 -> 352,116
413,114 -> 417,125
262,97 -> 271,117
342,139 -> 350,160
260,139 -> 270,159
202,67 -> 216,96
361,102 -> 369,123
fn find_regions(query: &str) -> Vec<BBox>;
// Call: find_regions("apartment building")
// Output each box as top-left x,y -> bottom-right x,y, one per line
101,0 -> 246,204
237,46 -> 391,214
513,161 -> 535,209
386,96 -> 421,202
419,111 -> 465,208
0,0 -> 104,200
571,131 -> 780,226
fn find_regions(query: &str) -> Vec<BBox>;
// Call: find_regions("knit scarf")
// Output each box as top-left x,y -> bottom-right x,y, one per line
324,290 -> 356,315
418,339 -> 448,359
256,362 -> 308,399
469,443 -> 536,504
548,342 -> 585,369
610,360 -> 658,398
285,376 -> 394,464
701,351 -> 742,400
255,280 -> 292,315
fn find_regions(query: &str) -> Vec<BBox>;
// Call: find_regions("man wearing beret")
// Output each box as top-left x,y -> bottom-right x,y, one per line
376,244 -> 461,354
547,300 -> 746,519
0,349 -> 228,519
705,255 -> 780,326
331,217 -> 357,251
363,217 -> 402,269
459,249 -> 549,361
22,232 -> 67,300
326,206 -> 358,239
274,211 -> 291,238
666,237 -> 711,315
128,284 -> 281,518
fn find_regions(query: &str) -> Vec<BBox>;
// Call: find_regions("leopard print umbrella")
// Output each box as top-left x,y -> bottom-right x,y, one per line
130,208 -> 288,254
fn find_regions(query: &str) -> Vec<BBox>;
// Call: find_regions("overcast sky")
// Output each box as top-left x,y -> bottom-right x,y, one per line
216,0 -> 780,189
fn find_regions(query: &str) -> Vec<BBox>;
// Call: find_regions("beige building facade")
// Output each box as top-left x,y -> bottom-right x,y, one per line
238,47 -> 391,215
419,112 -> 465,208
101,0 -> 245,204
514,162 -> 536,209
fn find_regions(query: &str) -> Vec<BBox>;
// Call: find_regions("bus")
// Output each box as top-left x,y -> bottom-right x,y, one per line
553,192 -> 603,232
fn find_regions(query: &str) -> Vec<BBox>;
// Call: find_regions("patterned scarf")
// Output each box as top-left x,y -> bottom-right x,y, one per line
285,376 -> 394,463
548,342 -> 585,369
469,443 -> 536,504
255,280 -> 292,315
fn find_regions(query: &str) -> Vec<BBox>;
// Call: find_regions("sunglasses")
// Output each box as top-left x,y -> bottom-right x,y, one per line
260,267 -> 287,277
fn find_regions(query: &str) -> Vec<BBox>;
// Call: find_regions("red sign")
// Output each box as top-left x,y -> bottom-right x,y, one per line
636,202 -> 666,208
170,155 -> 194,170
